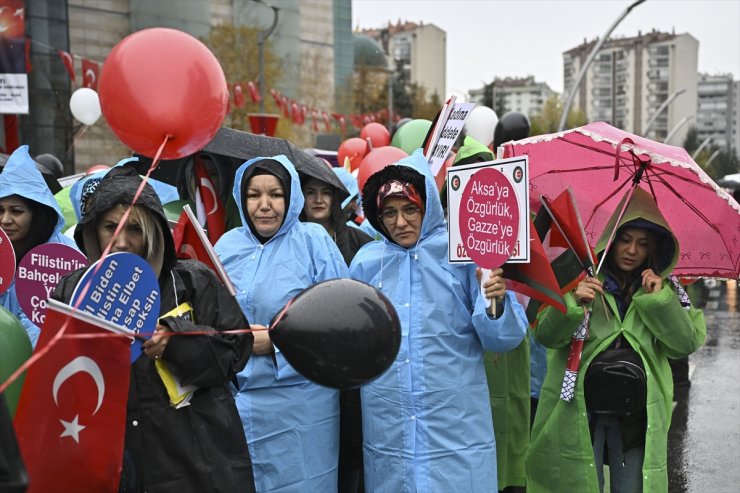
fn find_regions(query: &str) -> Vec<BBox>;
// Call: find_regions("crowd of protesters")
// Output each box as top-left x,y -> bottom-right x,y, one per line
0,139 -> 706,493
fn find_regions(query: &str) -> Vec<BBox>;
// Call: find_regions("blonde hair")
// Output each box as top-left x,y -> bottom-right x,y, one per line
86,203 -> 165,277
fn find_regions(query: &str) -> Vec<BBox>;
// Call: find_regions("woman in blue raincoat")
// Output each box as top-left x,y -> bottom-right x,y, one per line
349,150 -> 528,493
215,155 -> 348,493
0,146 -> 78,346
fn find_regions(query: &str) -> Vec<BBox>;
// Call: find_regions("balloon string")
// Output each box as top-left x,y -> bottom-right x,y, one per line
55,327 -> 261,340
0,135 -> 172,395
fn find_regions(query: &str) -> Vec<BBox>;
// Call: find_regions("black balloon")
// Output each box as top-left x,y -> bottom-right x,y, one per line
269,278 -> 401,389
493,111 -> 531,150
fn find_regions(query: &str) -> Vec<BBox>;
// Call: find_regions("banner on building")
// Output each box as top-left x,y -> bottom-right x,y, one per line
0,0 -> 28,114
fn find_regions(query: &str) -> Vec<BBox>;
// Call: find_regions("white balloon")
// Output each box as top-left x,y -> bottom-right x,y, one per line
69,87 -> 101,126
464,106 -> 499,147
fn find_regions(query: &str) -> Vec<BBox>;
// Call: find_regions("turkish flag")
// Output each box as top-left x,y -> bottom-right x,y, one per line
58,49 -> 75,83
170,205 -> 236,295
82,58 -> 99,90
247,81 -> 261,103
233,83 -> 245,108
194,155 -> 226,243
172,209 -> 217,272
14,299 -> 131,493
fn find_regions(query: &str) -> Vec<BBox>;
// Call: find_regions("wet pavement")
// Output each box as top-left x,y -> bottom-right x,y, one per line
668,280 -> 740,493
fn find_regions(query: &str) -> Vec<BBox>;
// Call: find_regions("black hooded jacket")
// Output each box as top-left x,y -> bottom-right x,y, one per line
52,167 -> 255,493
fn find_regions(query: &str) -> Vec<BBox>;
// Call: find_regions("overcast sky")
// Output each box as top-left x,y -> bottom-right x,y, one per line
352,0 -> 740,98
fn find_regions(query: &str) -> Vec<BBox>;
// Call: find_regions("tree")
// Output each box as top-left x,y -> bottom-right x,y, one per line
530,96 -> 587,136
391,59 -> 413,118
201,23 -> 292,138
409,83 -> 442,121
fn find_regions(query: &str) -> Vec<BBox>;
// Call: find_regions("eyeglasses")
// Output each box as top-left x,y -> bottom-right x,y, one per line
379,205 -> 422,225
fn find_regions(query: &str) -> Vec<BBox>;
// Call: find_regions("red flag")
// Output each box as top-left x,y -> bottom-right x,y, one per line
82,58 -> 99,90
193,155 -> 226,243
541,188 -> 596,270
233,83 -> 245,108
281,96 -> 290,117
24,37 -> 32,73
171,205 -> 236,295
270,88 -> 283,110
14,300 -> 131,493
311,109 -> 319,132
322,111 -> 331,132
58,49 -> 75,83
503,217 -> 567,315
172,209 -> 218,272
247,81 -> 261,103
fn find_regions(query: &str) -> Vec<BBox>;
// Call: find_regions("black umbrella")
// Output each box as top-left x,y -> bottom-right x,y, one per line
132,127 -> 349,203
0,153 -> 63,194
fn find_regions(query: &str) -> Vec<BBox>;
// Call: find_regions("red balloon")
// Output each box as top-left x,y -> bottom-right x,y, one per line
98,28 -> 228,160
337,138 -> 369,172
360,122 -> 391,149
357,146 -> 408,192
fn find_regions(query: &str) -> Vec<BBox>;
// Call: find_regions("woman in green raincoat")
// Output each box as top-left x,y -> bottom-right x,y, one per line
526,187 -> 705,493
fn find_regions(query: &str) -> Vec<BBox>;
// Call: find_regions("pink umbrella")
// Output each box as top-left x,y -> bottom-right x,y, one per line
502,122 -> 740,279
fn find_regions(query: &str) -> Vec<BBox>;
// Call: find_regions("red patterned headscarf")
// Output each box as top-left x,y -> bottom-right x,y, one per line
376,180 -> 424,211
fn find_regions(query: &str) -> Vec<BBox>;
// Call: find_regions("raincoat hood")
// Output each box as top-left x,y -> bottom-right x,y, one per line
232,155 -> 303,244
595,186 -> 679,277
0,145 -> 66,240
68,157 -> 179,223
361,149 -> 445,246
333,167 -> 360,210
454,136 -> 494,165
74,166 -> 176,277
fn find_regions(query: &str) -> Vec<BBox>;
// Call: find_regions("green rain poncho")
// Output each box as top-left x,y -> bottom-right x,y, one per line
526,187 -> 706,492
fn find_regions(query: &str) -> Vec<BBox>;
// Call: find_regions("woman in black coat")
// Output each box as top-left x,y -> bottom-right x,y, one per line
53,166 -> 255,493
299,172 -> 372,493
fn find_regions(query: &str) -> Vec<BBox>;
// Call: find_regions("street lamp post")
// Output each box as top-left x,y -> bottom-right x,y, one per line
644,88 -> 686,136
558,0 -> 646,132
705,148 -> 722,168
663,115 -> 693,144
692,136 -> 712,159
254,0 -> 279,114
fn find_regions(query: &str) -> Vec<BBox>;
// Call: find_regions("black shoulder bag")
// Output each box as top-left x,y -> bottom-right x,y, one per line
584,337 -> 647,416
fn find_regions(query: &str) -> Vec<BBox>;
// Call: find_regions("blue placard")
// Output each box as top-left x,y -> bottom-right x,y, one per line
71,252 -> 160,363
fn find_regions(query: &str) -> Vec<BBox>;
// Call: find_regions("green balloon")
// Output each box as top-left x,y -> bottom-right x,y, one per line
390,119 -> 432,155
0,307 -> 32,418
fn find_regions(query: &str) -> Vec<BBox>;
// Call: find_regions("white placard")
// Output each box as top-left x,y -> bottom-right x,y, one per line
0,73 -> 28,114
428,101 -> 476,176
447,156 -> 530,264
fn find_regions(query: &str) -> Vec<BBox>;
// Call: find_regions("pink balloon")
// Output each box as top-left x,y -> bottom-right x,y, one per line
99,28 -> 228,160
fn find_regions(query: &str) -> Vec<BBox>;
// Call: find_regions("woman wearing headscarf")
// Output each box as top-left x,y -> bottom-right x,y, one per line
215,156 -> 348,493
526,188 -> 706,493
0,146 -> 78,346
52,166 -> 254,492
299,171 -> 372,493
349,150 -> 528,493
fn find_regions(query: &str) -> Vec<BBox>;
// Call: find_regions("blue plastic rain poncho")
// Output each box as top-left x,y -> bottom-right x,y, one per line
67,157 -> 179,224
349,150 -> 528,493
0,146 -> 79,346
215,155 -> 348,493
